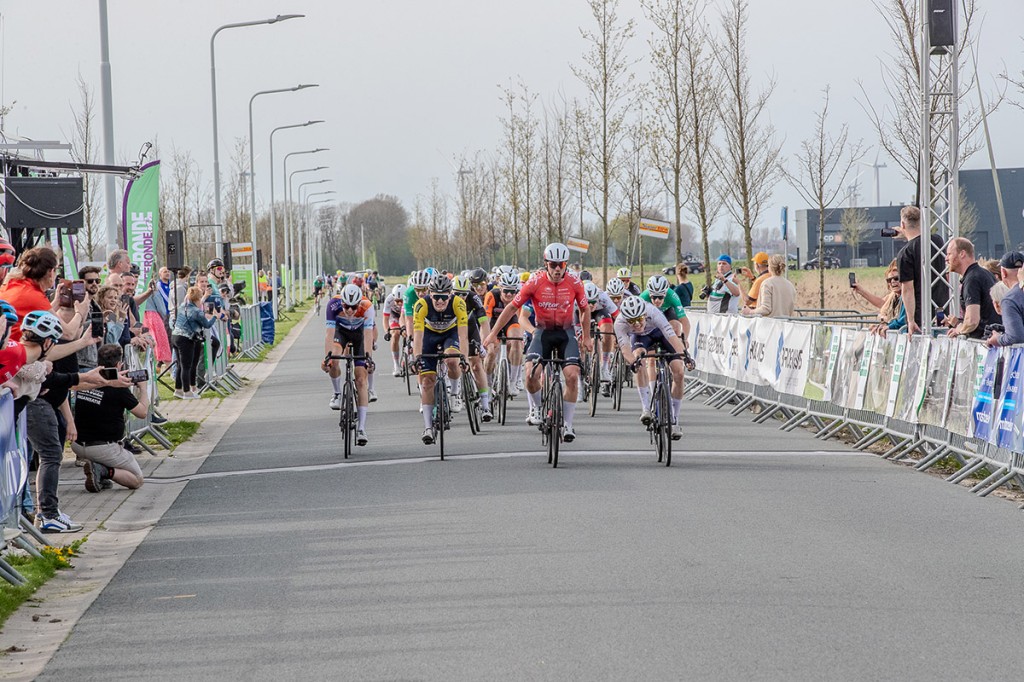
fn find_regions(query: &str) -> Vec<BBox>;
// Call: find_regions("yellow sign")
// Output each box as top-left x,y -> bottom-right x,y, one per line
638,218 -> 671,240
566,237 -> 590,253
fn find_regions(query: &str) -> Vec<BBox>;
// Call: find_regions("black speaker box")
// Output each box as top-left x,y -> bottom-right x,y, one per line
165,230 -> 185,270
256,249 -> 264,273
3,177 -> 84,232
220,242 -> 233,272
928,0 -> 955,48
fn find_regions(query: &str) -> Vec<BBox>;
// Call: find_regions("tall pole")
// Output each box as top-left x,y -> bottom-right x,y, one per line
283,151 -> 327,302
248,85 -> 317,258
211,15 -> 304,240
361,224 -> 366,271
304,191 -> 335,296
98,0 -> 118,256
286,166 -> 327,305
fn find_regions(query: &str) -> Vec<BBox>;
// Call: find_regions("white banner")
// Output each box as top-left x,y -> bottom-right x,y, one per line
771,320 -> 812,396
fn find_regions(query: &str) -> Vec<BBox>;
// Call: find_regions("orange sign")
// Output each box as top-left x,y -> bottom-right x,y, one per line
566,237 -> 590,253
638,218 -> 671,240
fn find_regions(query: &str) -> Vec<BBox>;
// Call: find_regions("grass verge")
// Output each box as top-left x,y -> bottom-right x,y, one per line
0,540 -> 83,630
141,420 -> 200,451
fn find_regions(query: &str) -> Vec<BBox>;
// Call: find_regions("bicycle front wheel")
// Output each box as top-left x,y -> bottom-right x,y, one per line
341,381 -> 355,459
462,373 -> 479,435
589,351 -> 601,418
497,358 -> 509,425
550,375 -> 563,468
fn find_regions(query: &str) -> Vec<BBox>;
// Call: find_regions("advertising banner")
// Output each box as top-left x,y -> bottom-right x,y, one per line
852,331 -> 875,409
0,392 -> 21,522
59,231 -> 78,280
994,346 -> 1022,450
946,340 -> 982,437
894,335 -> 929,423
692,313 -> 734,377
971,345 -> 1001,442
739,316 -> 775,387
919,336 -> 954,428
772,320 -> 812,396
121,160 -> 161,295
566,237 -> 590,253
804,325 -> 837,401
862,333 -> 894,414
638,217 -> 671,239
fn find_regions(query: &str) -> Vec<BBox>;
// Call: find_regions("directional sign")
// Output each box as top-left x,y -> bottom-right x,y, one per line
638,217 -> 671,240
566,237 -> 590,253
231,242 -> 254,258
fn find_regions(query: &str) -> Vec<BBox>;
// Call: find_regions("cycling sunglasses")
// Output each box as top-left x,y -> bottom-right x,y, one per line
546,261 -> 567,270
431,294 -> 450,302
501,288 -> 517,295
650,295 -> 665,302
625,316 -> 646,325
341,303 -> 360,310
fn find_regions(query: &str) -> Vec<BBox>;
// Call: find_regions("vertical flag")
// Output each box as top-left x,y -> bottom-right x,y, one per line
121,160 -> 161,295
60,232 -> 79,280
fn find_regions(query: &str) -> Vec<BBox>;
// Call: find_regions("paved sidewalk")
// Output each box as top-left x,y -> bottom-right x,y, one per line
0,309 -> 314,681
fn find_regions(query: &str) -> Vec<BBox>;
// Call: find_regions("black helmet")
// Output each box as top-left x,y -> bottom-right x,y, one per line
579,270 -> 593,281
207,258 -> 225,271
469,267 -> 488,284
428,274 -> 453,294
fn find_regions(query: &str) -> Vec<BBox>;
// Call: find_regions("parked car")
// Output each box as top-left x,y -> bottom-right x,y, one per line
802,254 -> 841,270
663,254 -> 705,275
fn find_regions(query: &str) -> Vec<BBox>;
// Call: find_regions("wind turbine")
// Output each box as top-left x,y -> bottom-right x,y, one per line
858,148 -> 887,206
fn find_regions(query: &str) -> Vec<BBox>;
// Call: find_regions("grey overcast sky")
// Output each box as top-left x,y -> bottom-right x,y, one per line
1,0 -> 1022,238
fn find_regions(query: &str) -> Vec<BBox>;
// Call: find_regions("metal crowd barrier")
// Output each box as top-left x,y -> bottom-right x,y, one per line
237,304 -> 265,359
199,317 -> 243,397
685,310 -> 1024,499
124,345 -> 172,455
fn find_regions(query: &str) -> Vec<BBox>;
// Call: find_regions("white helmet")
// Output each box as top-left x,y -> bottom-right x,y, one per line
619,295 -> 647,320
497,272 -> 520,289
583,281 -> 600,303
617,266 -> 633,279
340,284 -> 363,306
605,278 -> 626,297
392,284 -> 404,298
646,275 -> 670,296
496,264 -> 516,276
543,242 -> 570,263
410,270 -> 431,288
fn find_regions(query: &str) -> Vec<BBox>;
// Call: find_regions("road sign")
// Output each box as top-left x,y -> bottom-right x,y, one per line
566,237 -> 590,253
638,217 -> 670,240
780,206 -> 788,240
231,242 -> 254,258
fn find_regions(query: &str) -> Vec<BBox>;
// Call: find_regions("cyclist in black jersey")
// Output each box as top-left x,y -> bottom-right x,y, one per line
454,275 -> 493,421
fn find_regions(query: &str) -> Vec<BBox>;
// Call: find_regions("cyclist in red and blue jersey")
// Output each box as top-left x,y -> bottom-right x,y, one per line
322,284 -> 374,446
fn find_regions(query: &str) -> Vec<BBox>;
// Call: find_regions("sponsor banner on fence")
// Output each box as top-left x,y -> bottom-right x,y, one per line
0,392 -> 22,521
919,336 -> 954,428
947,340 -> 982,437
971,345 -> 1000,441
772,320 -> 811,396
995,346 -> 1022,450
862,332 -> 895,414
122,160 -> 161,295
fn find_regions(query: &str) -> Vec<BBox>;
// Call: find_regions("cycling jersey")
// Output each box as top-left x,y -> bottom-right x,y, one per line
621,280 -> 642,297
404,284 -> 426,318
613,301 -> 676,349
325,296 -> 375,331
383,293 -> 403,328
640,288 -> 686,320
512,271 -> 587,330
484,290 -> 520,336
590,290 -> 618,321
413,296 -> 468,333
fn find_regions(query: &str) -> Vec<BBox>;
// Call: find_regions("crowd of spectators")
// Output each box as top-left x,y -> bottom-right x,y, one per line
0,244 -> 230,535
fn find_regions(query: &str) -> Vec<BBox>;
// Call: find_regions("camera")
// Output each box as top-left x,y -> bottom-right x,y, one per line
698,284 -> 712,300
984,323 -> 1005,336
125,369 -> 149,384
881,226 -> 899,238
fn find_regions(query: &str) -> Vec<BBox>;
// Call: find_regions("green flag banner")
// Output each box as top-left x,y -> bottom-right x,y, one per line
60,231 -> 78,280
121,160 -> 161,295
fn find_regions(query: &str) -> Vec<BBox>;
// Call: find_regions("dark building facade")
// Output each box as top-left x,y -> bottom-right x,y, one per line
794,167 -> 1024,267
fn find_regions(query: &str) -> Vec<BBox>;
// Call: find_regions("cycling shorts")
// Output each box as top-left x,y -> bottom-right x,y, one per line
526,328 -> 580,367
631,328 -> 676,357
388,317 -> 401,330
420,328 -> 460,375
333,326 -> 367,367
661,306 -> 678,322
494,323 -> 523,344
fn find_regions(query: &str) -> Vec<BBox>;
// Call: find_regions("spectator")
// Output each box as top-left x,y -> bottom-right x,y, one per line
0,246 -> 60,341
171,285 -> 222,398
172,266 -> 192,321
986,251 -> 1024,347
895,205 -> 948,334
96,284 -> 128,346
154,267 -> 172,316
674,264 -> 693,308
706,254 -> 742,314
742,255 -> 796,318
72,343 -> 149,493
208,258 -> 229,288
76,266 -> 104,369
944,237 -> 1000,339
739,252 -> 770,307
980,258 -> 1009,314
0,236 -> 15,285
107,249 -> 132,276
852,260 -> 905,327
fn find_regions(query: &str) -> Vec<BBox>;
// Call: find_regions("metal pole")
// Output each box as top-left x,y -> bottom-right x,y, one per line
98,0 -> 118,256
361,224 -> 366,271
286,166 -> 327,305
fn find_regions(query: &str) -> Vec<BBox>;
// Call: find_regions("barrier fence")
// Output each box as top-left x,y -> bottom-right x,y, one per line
686,310 -> 1024,497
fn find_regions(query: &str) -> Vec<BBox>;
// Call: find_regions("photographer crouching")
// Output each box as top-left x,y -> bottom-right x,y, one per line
72,343 -> 150,492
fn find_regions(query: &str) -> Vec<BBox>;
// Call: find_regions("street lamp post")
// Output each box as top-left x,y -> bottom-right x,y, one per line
248,84 -> 318,253
283,150 -> 328,302
302,189 -> 336,296
306,198 -> 333,297
268,120 -> 323,318
286,166 -> 328,305
210,13 -> 303,238
298,180 -> 333,294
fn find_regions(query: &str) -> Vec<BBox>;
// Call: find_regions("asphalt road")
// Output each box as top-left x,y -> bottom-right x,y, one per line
40,313 -> 1024,681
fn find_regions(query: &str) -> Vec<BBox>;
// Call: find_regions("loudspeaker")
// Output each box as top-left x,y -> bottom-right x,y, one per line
928,0 -> 955,48
220,242 -> 233,272
4,177 -> 84,232
256,249 -> 264,273
165,230 -> 185,270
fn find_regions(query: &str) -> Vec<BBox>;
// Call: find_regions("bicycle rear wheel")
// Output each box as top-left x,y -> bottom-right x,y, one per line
462,373 -> 479,435
612,358 -> 625,412
662,380 -> 673,467
404,350 -> 413,396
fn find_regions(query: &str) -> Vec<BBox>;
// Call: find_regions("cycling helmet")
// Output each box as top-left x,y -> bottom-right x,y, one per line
619,296 -> 647,320
646,275 -> 670,296
410,270 -> 432,288
429,274 -> 453,294
423,267 -> 438,278
496,264 -> 516,276
350,275 -> 365,288
22,310 -> 64,341
392,284 -> 404,298
339,284 -> 363,306
207,258 -> 225,271
0,300 -> 17,324
583,281 -> 600,304
543,242 -> 570,263
519,271 -> 532,283
616,267 -> 632,280
579,270 -> 592,281
497,272 -> 520,289
605,278 -> 626,297
469,267 -> 488,284
452,275 -> 471,293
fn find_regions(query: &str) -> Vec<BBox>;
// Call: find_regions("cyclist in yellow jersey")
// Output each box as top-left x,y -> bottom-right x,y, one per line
413,275 -> 470,444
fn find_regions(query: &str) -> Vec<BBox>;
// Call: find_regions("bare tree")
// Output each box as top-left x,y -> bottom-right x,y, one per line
67,74 -> 102,259
572,0 -> 635,281
858,0 -> 1002,184
715,0 -> 782,265
1002,39 -> 1024,111
498,83 -> 524,265
781,87 -> 865,308
224,137 -> 250,244
618,108 -> 660,277
539,95 -> 573,246
840,206 -> 872,261
514,82 -> 539,263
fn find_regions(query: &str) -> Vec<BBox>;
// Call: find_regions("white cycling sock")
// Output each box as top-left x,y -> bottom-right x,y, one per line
528,390 -> 542,410
422,406 -> 433,430
672,398 -> 682,424
602,352 -> 611,370
357,406 -> 368,431
638,385 -> 651,409
563,401 -> 576,429
331,376 -> 342,393
449,376 -> 459,395
479,390 -> 490,410
368,372 -> 376,391
392,351 -> 400,367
